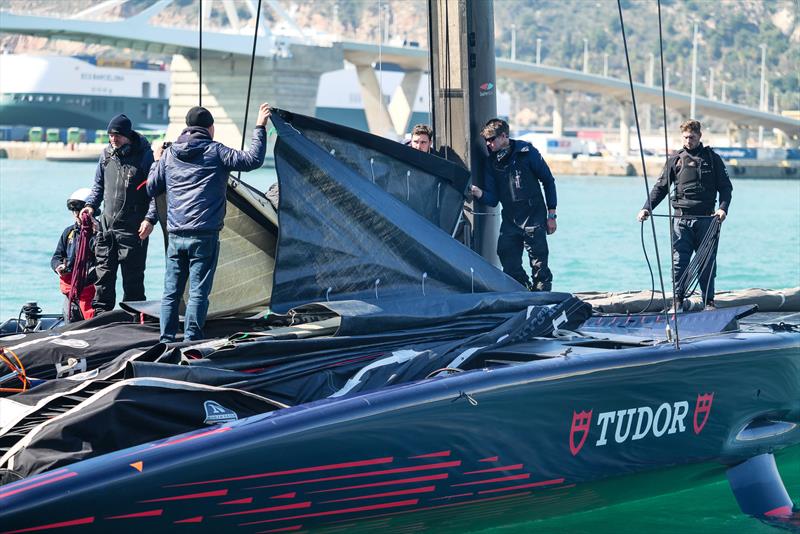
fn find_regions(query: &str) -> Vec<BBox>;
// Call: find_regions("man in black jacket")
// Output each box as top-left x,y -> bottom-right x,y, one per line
80,114 -> 156,313
637,119 -> 733,309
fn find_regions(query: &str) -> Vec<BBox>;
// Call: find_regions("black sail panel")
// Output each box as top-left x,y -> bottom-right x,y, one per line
270,111 -> 522,313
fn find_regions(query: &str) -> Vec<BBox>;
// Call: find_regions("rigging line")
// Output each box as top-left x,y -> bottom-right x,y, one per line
238,0 -> 263,181
426,0 -> 436,147
378,0 -> 384,129
617,0 -> 673,342
199,0 -> 203,107
657,0 -> 680,344
443,0 -> 452,159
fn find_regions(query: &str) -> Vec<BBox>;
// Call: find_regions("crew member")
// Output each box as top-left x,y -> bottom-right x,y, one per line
471,118 -> 557,291
80,114 -> 156,313
408,124 -> 433,153
52,188 -> 97,322
147,104 -> 270,342
637,119 -> 732,310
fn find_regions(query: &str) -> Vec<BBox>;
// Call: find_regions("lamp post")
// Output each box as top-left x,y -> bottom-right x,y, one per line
603,53 -> 608,77
708,67 -> 714,98
536,38 -> 542,64
583,38 -> 589,73
690,22 -> 698,119
758,43 -> 766,146
511,24 -> 516,61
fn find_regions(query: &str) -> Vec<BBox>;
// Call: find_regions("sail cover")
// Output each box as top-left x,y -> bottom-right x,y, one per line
270,110 -> 523,313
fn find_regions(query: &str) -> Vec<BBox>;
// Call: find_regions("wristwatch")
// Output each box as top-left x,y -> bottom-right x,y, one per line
547,213 -> 557,220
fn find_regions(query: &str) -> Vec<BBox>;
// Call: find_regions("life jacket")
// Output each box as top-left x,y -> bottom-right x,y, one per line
671,145 -> 718,214
492,141 -> 546,222
100,133 -> 151,231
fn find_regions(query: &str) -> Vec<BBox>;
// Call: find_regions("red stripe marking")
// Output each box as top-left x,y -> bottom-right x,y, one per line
765,505 -> 792,517
0,516 -> 94,534
308,473 -> 449,494
249,460 -> 461,490
239,499 -> 420,527
271,492 -> 297,499
220,497 -> 254,505
106,509 -> 163,519
214,501 -> 312,518
477,477 -> 565,494
478,456 -> 498,462
0,468 -> 68,490
169,457 -> 394,487
152,426 -> 231,449
254,526 -> 303,533
328,492 -> 530,524
140,489 -> 228,503
320,485 -> 436,504
0,472 -> 78,500
408,450 -> 450,459
430,492 -> 473,501
136,179 -> 148,190
451,473 -> 530,487
174,516 -> 203,524
462,464 -> 523,475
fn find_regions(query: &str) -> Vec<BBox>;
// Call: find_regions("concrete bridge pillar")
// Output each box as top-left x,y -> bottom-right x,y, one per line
387,70 -> 423,137
355,65 -> 400,140
735,125 -> 749,147
552,89 -> 565,137
167,43 -> 343,149
776,128 -> 800,148
619,101 -> 631,156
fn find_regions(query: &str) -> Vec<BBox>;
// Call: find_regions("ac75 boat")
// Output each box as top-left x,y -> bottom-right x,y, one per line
0,109 -> 798,533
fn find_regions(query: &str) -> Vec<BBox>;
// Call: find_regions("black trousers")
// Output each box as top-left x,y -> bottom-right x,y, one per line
93,229 -> 149,312
497,222 -> 552,291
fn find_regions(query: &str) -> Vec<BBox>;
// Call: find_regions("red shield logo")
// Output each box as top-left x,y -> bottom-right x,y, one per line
569,410 -> 593,456
693,393 -> 714,434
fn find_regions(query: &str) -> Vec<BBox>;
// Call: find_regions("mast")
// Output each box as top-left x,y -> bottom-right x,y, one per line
427,0 -> 499,263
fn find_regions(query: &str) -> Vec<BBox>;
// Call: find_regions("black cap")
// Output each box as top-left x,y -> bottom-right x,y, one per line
186,106 -> 214,128
107,114 -> 132,138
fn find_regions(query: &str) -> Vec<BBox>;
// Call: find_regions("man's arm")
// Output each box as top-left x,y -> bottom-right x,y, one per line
219,103 -> 271,171
81,155 -> 105,217
529,147 -> 557,210
637,158 -> 673,221
146,155 -> 167,198
713,152 -> 732,220
51,227 -> 69,273
471,166 -> 499,207
139,148 -> 158,225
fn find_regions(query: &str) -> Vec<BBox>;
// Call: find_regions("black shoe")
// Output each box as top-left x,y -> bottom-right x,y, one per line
704,301 -> 717,310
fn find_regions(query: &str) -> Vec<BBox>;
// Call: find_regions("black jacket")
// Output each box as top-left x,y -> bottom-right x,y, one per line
51,222 -> 96,274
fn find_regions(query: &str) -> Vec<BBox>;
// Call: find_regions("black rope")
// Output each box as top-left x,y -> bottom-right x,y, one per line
617,0 -> 674,339
426,0 -> 436,145
238,0 -> 263,181
198,0 -> 203,107
657,0 -> 680,344
674,217 -> 721,302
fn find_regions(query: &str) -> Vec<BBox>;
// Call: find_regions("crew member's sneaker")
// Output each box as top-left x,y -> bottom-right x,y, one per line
704,301 -> 717,310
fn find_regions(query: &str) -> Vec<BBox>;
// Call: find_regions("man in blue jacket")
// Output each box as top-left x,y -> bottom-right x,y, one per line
147,103 -> 270,342
470,119 -> 558,291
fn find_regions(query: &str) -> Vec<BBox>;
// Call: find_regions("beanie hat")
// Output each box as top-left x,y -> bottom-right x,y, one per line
186,106 -> 214,128
107,114 -> 132,138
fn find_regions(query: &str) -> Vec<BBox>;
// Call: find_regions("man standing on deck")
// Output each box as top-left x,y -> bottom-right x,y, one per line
637,119 -> 732,310
470,118 -> 558,291
80,114 -> 156,314
147,103 -> 270,342
407,124 -> 433,153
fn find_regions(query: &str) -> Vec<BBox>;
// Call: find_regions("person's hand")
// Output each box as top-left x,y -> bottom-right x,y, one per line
256,103 -> 271,127
547,217 -> 557,235
637,209 -> 650,222
56,264 -> 66,275
80,206 -> 94,218
470,185 -> 483,199
138,220 -> 154,240
153,142 -> 165,161
714,209 -> 727,222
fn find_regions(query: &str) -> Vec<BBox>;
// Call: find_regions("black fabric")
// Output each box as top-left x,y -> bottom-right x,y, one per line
274,110 -> 470,234
185,106 -> 214,128
106,113 -> 132,138
99,132 -> 153,231
93,230 -> 148,312
270,111 -> 523,313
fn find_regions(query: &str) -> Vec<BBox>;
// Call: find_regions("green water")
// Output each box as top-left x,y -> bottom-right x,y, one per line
0,160 -> 798,530
2,159 -> 798,319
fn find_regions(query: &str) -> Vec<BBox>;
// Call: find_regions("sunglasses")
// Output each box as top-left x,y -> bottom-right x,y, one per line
484,136 -> 497,143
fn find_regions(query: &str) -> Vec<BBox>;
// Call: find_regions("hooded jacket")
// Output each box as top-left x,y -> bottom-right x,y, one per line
85,131 -> 156,232
147,126 -> 266,233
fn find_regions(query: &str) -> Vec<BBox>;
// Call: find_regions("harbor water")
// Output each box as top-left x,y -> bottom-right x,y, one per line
0,159 -> 798,531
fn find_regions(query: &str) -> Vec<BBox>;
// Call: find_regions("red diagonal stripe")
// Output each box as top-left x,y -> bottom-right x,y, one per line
214,501 -> 311,518
478,456 -> 498,462
408,450 -> 450,459
462,464 -> 523,475
239,499 -> 420,526
174,516 -> 203,524
254,526 -> 303,533
0,516 -> 94,534
249,461 -> 461,490
478,477 -> 565,494
169,457 -> 394,487
140,489 -> 228,502
308,473 -> 449,494
320,485 -> 435,504
152,427 -> 231,449
271,492 -> 296,499
451,473 -> 530,487
0,469 -> 67,490
220,497 -> 254,505
430,492 -> 474,501
0,472 -> 78,500
106,509 -> 163,519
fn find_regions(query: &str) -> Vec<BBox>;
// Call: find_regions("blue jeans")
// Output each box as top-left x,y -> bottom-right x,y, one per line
160,232 -> 220,342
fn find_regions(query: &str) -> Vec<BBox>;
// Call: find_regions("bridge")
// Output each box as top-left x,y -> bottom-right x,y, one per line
2,0 -> 798,149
